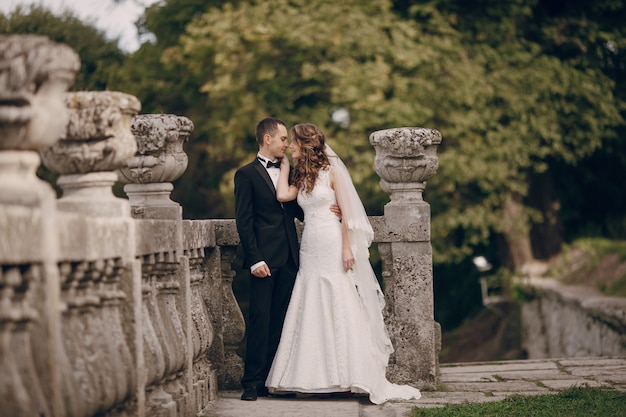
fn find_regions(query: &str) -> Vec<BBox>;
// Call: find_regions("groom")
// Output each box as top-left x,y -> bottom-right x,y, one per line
234,117 -> 303,401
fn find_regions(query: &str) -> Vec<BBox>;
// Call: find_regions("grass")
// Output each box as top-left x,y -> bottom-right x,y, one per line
411,387 -> 626,417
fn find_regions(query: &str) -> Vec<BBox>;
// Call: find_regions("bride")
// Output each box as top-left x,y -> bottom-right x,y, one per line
265,123 -> 421,404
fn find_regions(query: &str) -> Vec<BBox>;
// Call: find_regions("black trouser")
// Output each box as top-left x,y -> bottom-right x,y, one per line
241,257 -> 298,390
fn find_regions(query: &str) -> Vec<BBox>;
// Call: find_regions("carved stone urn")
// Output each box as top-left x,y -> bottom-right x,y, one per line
40,91 -> 141,216
117,114 -> 193,219
369,127 -> 442,203
0,35 -> 80,206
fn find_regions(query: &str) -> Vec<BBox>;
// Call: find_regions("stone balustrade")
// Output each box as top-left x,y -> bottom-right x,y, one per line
0,35 -> 442,416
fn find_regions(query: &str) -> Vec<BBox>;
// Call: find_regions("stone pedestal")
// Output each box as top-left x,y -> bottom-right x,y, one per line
118,114 -> 193,220
124,182 -> 181,219
0,151 -> 53,207
370,127 -> 442,388
57,172 -> 129,216
41,91 -> 141,217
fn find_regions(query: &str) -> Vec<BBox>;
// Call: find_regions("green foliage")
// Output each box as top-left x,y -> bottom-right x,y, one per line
117,0 -> 476,218
428,38 -> 621,262
571,237 -> 626,259
3,0 -> 626,342
412,387 -> 626,417
605,273 -> 626,297
547,238 -> 626,297
174,0 -> 452,214
0,4 -> 128,194
0,5 -> 126,91
140,0 -> 227,47
110,0 -> 626,264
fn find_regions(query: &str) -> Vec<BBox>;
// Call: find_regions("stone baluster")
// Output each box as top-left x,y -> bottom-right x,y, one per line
188,254 -> 216,411
158,261 -> 190,415
181,220 -> 221,409
369,127 -> 442,387
117,113 -> 193,220
140,260 -> 174,416
0,34 -> 79,417
213,220 -> 246,389
140,259 -> 182,416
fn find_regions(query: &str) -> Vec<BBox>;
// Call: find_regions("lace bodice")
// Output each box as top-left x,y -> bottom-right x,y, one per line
297,168 -> 336,224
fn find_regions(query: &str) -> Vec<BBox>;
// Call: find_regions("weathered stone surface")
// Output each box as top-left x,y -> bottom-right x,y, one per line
369,127 -> 442,388
370,210 -> 430,243
39,91 -> 141,217
0,35 -> 79,151
558,357 -> 626,367
119,114 -> 193,184
0,34 -> 81,417
369,127 -> 442,203
183,219 -> 217,251
539,379 -> 609,389
41,91 -> 141,174
56,212 -> 135,261
134,219 -> 181,256
0,203 -> 45,262
213,219 -> 240,246
439,359 -> 559,376
0,35 -> 78,208
217,245 -> 245,389
444,380 -> 548,392
118,114 -> 193,220
521,277 -> 626,359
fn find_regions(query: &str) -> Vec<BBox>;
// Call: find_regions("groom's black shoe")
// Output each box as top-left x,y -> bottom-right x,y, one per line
241,387 -> 258,401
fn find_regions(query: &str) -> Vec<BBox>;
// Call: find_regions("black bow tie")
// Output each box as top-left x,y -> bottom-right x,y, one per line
265,160 -> 281,169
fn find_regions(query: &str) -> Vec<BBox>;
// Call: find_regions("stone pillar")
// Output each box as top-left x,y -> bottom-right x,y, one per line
0,35 -> 79,417
117,114 -> 193,220
118,114 -> 196,415
369,127 -> 442,388
40,90 -> 144,416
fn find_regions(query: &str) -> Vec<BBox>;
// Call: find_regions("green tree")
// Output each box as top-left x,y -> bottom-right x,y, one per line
525,0 -> 626,243
115,0 -> 623,272
392,1 -> 624,268
0,5 -> 126,91
149,0 -> 476,220
110,0 -> 239,218
0,4 -> 128,193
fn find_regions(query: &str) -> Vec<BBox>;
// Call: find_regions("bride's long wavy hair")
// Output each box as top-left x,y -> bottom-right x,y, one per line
290,123 -> 330,194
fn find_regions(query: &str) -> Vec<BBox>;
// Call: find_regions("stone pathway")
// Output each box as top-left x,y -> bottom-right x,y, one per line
202,357 -> 626,417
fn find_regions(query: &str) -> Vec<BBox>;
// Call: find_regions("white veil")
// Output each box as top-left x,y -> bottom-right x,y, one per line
325,144 -> 394,365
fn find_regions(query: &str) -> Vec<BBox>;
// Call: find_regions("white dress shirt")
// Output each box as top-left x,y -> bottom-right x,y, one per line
257,153 -> 280,188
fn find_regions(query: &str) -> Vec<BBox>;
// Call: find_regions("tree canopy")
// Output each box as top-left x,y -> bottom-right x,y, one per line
0,5 -> 126,91
3,0 -> 625,274
122,0 -> 624,269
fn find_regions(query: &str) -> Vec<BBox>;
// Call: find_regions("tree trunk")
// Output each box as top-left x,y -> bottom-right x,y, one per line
527,170 -> 564,260
500,194 -> 534,271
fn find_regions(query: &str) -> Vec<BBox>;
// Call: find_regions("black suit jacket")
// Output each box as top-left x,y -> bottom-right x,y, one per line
234,158 -> 303,270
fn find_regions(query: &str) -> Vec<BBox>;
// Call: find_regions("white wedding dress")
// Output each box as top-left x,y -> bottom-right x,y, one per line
266,168 -> 421,404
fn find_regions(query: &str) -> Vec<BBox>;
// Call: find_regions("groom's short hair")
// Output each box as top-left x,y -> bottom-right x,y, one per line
255,117 -> 286,146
